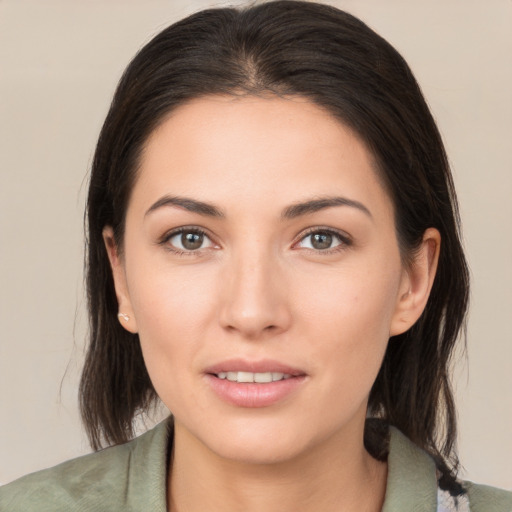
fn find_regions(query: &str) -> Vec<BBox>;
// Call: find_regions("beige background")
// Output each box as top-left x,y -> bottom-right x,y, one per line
1,0 -> 511,489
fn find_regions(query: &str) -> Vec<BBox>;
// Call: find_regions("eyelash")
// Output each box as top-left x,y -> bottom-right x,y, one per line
294,227 -> 353,254
158,226 -> 352,256
159,226 -> 215,257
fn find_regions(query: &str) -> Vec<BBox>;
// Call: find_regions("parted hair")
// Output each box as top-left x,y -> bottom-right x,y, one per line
81,0 -> 469,492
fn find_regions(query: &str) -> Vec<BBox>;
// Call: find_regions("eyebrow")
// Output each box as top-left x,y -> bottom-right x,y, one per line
145,195 -> 225,218
145,194 -> 372,220
281,196 -> 372,219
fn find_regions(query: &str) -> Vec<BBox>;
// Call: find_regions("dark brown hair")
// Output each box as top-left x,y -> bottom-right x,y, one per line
81,0 -> 469,491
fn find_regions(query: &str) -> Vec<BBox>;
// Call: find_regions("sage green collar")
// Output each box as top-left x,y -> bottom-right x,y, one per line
382,427 -> 438,511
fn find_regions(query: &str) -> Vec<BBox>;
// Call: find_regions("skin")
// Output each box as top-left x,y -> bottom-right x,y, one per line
104,95 -> 440,512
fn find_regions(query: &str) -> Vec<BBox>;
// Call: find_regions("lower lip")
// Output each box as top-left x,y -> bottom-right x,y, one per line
205,374 -> 306,408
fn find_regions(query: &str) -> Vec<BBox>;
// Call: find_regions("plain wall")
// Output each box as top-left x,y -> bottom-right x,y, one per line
1,0 -> 511,488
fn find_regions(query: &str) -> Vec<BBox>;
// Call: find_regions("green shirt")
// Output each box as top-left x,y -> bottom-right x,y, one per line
1,418 -> 510,511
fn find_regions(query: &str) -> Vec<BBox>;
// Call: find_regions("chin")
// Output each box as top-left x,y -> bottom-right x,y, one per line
182,413 -> 332,466
208,432 -> 309,465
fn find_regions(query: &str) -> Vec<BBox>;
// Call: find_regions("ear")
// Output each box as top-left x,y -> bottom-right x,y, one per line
103,226 -> 138,333
390,228 -> 441,336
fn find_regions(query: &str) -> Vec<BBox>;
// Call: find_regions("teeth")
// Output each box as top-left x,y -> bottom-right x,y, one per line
216,371 -> 292,382
254,372 -> 272,383
237,371 -> 255,383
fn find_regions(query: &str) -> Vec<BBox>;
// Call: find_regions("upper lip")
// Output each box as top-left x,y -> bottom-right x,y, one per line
204,358 -> 306,376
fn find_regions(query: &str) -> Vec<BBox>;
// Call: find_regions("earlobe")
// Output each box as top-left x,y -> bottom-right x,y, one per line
390,228 -> 441,336
102,226 -> 138,333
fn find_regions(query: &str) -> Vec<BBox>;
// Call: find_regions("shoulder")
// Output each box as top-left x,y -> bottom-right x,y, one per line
437,483 -> 512,512
384,427 -> 512,512
0,419 -> 171,512
0,443 -> 132,511
463,481 -> 512,512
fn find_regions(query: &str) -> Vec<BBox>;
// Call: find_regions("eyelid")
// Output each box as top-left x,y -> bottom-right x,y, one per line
157,225 -> 351,255
159,225 -> 219,254
293,226 -> 353,251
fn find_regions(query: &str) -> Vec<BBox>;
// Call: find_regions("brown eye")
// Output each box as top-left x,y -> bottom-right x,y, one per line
167,229 -> 213,252
297,229 -> 348,251
311,232 -> 333,250
182,232 -> 204,250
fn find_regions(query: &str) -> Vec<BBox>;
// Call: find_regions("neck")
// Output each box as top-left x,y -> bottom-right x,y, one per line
168,420 -> 387,512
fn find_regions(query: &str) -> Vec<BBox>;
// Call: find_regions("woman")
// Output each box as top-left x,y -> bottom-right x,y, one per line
1,1 -> 510,511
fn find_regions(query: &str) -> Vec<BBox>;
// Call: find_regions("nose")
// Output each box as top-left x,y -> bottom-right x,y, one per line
218,249 -> 292,340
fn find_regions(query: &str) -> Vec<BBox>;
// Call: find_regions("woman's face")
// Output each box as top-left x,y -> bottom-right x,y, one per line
107,95 -> 428,464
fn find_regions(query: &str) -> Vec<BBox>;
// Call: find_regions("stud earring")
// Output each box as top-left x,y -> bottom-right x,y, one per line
117,312 -> 130,322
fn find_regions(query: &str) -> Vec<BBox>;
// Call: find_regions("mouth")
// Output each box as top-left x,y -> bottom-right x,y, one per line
204,359 -> 307,407
214,371 -> 293,383
205,359 -> 305,381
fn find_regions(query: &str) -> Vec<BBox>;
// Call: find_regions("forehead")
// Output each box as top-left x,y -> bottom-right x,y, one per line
132,95 -> 392,219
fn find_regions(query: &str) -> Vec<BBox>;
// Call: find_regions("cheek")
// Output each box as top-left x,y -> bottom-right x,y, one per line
301,260 -> 401,337
129,251 -> 218,329
297,258 -> 401,386
126,259 -> 219,394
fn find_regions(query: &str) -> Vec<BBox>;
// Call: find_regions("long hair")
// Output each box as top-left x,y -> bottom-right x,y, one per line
81,0 -> 469,490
